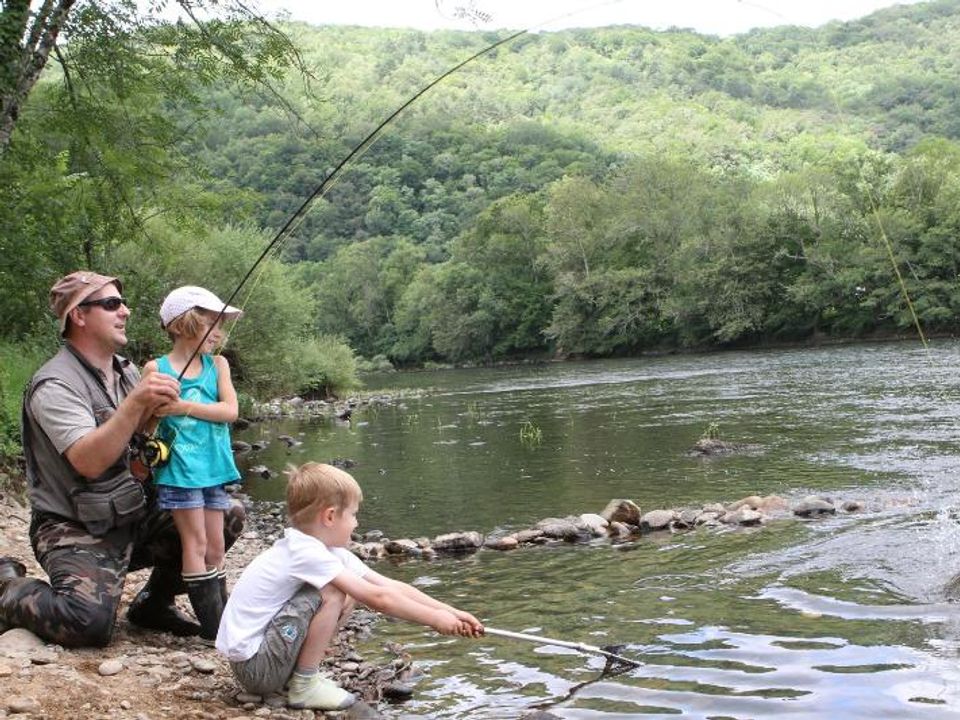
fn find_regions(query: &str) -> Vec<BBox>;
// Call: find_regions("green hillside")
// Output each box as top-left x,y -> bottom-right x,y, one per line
5,0 -> 960,381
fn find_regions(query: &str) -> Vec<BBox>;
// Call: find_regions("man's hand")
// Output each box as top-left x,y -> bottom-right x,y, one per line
128,371 -> 180,416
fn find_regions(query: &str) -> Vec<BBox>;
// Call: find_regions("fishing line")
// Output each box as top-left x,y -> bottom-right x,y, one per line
141,2 -> 539,466
745,0 -> 929,353
170,0 -> 639,385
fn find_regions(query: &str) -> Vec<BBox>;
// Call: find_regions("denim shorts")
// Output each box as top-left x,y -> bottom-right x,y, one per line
156,484 -> 233,511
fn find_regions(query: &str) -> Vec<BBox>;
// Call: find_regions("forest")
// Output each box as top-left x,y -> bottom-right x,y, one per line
3,0 -> 960,455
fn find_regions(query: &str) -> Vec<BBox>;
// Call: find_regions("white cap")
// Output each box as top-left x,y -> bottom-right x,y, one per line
159,286 -> 242,328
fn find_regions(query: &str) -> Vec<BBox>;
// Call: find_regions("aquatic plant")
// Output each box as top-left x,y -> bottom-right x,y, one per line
700,421 -> 722,441
519,421 -> 543,446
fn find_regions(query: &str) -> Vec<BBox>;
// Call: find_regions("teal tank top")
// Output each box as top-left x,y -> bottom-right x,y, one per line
153,354 -> 240,488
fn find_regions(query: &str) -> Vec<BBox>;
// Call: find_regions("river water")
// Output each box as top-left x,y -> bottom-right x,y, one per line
234,340 -> 960,718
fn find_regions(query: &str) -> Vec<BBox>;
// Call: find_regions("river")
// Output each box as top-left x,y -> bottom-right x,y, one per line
234,340 -> 960,718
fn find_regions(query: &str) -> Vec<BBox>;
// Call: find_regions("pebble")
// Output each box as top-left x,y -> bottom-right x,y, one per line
98,659 -> 124,676
190,656 -> 217,673
7,696 -> 40,713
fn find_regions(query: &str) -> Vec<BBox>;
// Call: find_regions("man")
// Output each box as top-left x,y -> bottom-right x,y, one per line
0,271 -> 246,647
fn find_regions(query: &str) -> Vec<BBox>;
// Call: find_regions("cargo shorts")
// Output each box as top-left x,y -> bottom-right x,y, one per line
230,586 -> 323,695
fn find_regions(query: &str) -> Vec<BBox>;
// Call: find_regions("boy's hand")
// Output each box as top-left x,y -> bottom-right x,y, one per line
431,610 -> 466,636
452,609 -> 484,637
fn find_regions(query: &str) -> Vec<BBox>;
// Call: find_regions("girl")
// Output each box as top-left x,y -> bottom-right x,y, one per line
144,285 -> 243,641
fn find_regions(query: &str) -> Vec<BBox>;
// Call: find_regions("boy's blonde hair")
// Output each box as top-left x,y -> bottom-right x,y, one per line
286,462 -> 363,529
164,307 -> 213,341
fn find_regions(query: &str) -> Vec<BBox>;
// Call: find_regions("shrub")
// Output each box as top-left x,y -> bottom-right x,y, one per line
296,335 -> 361,399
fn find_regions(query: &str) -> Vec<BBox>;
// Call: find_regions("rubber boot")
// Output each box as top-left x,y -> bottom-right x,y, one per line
127,566 -> 201,637
217,569 -> 228,606
184,570 -> 224,642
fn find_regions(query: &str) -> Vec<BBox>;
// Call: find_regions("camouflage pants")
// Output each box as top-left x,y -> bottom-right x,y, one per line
0,500 -> 245,648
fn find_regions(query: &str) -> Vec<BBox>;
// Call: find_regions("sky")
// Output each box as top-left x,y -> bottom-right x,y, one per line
250,0 -> 928,37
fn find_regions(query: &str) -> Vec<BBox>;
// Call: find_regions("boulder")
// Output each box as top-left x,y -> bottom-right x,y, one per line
675,508 -> 700,528
431,531 -> 484,552
512,529 -> 544,544
384,539 -> 420,555
485,536 -> 519,551
756,495 -> 790,513
576,513 -> 609,536
536,518 -> 581,541
721,507 -> 763,526
600,499 -> 641,526
691,438 -> 747,455
640,509 -> 676,532
793,496 -> 836,517
727,495 -> 763,512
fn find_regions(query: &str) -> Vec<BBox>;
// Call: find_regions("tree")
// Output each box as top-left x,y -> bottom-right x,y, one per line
1,0 -> 306,155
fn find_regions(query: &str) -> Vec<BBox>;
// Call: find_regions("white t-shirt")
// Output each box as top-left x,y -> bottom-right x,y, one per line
216,527 -> 369,661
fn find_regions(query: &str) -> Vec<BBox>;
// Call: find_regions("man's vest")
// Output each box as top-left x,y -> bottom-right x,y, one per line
21,344 -> 141,521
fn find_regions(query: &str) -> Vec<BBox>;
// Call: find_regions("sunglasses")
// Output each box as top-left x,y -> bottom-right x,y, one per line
78,296 -> 127,312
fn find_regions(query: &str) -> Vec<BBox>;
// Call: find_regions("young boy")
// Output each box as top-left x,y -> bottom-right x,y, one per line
216,462 -> 484,710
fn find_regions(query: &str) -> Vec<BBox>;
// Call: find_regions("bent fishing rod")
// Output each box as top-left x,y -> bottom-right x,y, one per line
133,24 -> 528,469
172,26 -> 528,385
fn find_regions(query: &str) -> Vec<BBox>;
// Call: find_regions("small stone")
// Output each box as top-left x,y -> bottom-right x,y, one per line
98,659 -> 124,676
382,681 -> 415,700
190,656 -> 217,673
0,627 -> 45,652
8,696 -> 40,713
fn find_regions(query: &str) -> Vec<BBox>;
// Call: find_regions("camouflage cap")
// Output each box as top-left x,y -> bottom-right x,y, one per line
49,271 -> 123,335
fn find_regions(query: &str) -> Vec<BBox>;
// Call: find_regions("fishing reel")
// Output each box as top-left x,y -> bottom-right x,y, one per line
131,433 -> 170,469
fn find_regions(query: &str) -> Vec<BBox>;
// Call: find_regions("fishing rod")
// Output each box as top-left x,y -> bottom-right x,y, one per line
172,25 -> 529,385
485,626 -> 643,668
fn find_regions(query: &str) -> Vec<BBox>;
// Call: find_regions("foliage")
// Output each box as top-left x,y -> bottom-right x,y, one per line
109,221 -> 318,397
8,2 -> 960,377
0,340 -> 51,461
294,335 -> 361,399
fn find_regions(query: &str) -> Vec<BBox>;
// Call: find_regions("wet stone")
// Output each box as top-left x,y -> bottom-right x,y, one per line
600,498 -> 641,526
640,509 -> 676,531
793,497 -> 836,517
485,536 -> 519,551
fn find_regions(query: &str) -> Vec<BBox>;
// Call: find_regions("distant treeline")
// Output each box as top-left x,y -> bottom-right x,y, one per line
4,0 -> 960,384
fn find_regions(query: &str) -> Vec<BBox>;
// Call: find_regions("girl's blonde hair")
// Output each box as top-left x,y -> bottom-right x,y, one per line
164,307 -> 215,341
286,462 -> 363,529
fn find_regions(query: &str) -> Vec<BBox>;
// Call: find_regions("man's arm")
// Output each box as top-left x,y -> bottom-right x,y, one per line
62,372 -> 181,479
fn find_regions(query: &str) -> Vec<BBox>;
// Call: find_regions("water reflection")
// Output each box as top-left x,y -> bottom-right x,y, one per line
235,341 -> 960,718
